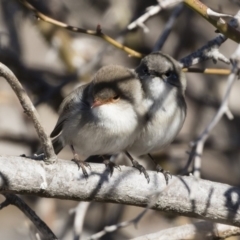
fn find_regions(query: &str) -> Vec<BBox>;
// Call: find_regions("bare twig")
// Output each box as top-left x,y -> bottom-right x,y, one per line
89,179 -> 177,239
131,221 -> 240,240
69,202 -> 91,240
153,3 -> 184,51
89,209 -> 148,240
180,11 -> 240,67
184,0 -> 240,43
182,67 -> 231,75
128,0 -> 183,31
0,62 -> 56,163
180,34 -> 229,67
2,194 -> 57,239
0,199 -> 10,210
128,5 -> 161,32
1,156 -> 240,226
188,45 -> 240,178
19,0 -> 143,58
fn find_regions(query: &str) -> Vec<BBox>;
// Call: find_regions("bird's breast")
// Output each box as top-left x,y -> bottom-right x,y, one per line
66,102 -> 140,157
128,99 -> 186,155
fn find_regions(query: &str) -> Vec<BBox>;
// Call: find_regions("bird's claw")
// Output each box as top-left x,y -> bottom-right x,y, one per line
72,159 -> 91,177
132,160 -> 150,183
156,164 -> 172,185
104,160 -> 121,176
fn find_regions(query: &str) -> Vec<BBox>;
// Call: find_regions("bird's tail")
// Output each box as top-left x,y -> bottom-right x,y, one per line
34,136 -> 64,156
52,136 -> 64,155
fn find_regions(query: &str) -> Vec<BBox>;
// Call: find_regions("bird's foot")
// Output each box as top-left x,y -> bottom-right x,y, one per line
132,160 -> 150,183
155,164 -> 172,185
104,160 -> 121,176
72,157 -> 91,178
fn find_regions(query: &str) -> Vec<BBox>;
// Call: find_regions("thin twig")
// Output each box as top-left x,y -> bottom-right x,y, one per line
180,11 -> 240,67
131,221 -> 240,240
3,194 -> 57,239
128,0 -> 183,31
182,68 -> 231,75
69,202 -> 91,240
184,0 -> 240,43
88,209 -> 148,240
180,34 -> 229,67
0,62 -> 56,163
153,3 -> 184,51
0,199 -> 10,210
189,45 -> 240,178
128,5 -> 161,32
88,179 -> 178,240
19,0 -> 143,58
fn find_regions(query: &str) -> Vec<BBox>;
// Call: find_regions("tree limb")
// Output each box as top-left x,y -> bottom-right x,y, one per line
1,156 -> 240,226
0,62 -> 56,163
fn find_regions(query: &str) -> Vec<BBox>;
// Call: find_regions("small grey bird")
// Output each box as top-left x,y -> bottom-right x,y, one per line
50,65 -> 145,176
127,52 -> 187,182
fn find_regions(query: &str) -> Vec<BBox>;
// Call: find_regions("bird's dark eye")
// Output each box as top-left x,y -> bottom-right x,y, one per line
165,71 -> 172,77
142,67 -> 149,75
113,95 -> 120,101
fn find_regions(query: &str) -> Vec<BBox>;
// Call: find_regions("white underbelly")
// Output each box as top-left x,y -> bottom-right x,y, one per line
128,107 -> 185,156
62,103 -> 139,158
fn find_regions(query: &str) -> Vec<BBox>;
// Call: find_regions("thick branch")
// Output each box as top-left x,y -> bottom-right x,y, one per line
0,62 -> 56,163
1,156 -> 240,226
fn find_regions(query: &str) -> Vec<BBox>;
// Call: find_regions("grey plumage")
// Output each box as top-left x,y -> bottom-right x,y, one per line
49,52 -> 187,181
50,65 -> 145,159
127,52 -> 187,157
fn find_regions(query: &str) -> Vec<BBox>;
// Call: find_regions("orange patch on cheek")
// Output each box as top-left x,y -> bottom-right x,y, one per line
91,99 -> 114,108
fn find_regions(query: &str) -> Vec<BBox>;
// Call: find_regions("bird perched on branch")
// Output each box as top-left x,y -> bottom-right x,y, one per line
127,52 -> 187,183
50,65 -> 146,176
50,52 -> 186,183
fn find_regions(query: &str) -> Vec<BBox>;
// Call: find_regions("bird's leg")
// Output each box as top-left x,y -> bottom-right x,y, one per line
102,154 -> 121,176
148,153 -> 171,184
70,145 -> 91,177
125,151 -> 150,183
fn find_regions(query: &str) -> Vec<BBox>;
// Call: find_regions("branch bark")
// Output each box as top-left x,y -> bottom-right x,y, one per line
131,221 -> 240,240
1,156 -> 240,226
0,62 -> 56,163
184,0 -> 240,43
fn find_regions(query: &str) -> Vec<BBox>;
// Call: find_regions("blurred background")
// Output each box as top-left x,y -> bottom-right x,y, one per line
0,0 -> 240,239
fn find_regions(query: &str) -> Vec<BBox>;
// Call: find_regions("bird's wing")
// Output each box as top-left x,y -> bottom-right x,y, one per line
50,84 -> 88,138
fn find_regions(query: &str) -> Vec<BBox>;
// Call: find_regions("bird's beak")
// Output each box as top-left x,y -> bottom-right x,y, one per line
91,100 -> 103,108
165,77 -> 180,87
